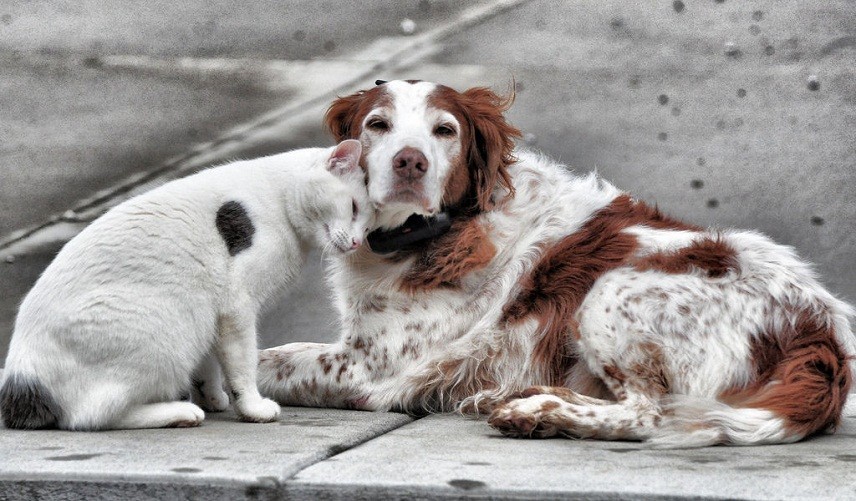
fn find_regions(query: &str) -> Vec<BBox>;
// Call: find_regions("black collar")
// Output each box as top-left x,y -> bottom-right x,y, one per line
366,212 -> 453,254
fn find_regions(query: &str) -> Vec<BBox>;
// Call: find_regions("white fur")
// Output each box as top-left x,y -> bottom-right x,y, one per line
2,141 -> 372,430
358,80 -> 463,229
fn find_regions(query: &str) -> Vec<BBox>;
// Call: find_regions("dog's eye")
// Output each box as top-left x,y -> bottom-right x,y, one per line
366,118 -> 390,132
434,124 -> 456,137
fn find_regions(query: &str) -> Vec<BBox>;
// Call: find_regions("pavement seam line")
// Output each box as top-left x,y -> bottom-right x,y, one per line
278,415 -> 422,485
0,0 -> 532,251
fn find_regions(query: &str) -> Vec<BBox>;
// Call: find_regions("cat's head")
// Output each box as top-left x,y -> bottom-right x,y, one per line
316,139 -> 373,254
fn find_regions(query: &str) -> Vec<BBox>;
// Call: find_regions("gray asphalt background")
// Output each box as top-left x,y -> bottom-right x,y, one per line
1,0 -> 854,361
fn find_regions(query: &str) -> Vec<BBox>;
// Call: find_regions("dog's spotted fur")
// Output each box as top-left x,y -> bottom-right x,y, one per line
258,80 -> 855,447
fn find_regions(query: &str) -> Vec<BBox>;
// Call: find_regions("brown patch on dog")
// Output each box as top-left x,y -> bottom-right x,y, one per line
634,236 -> 739,278
629,343 -> 670,395
719,308 -> 851,438
318,354 -> 333,375
428,85 -> 521,211
400,218 -> 497,292
325,86 -> 392,143
502,195 -> 697,382
540,400 -> 561,412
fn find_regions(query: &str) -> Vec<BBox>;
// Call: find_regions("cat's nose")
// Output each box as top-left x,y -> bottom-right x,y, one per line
351,238 -> 361,250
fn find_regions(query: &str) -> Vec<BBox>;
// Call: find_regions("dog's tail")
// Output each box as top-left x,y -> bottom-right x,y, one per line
0,372 -> 62,429
651,310 -> 852,448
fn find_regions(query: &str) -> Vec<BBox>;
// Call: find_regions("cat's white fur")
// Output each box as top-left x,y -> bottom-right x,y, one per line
0,140 -> 372,430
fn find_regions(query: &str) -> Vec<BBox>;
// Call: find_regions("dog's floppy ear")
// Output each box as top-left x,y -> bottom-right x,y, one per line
325,92 -> 364,142
325,85 -> 388,142
459,87 -> 521,211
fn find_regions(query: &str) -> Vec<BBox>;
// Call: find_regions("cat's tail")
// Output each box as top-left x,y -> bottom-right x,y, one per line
0,372 -> 62,429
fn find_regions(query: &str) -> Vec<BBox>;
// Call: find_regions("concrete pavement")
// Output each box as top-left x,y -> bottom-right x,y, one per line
1,370 -> 854,501
2,0 -> 856,498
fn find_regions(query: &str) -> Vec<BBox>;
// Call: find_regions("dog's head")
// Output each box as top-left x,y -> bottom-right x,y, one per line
325,80 -> 520,229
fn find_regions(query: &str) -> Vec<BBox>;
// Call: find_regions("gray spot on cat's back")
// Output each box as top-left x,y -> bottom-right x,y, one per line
216,201 -> 254,256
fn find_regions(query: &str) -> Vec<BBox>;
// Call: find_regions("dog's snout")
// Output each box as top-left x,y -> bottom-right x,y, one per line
392,147 -> 428,180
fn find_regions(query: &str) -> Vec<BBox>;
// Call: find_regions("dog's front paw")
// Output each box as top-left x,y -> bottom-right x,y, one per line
236,397 -> 281,423
488,394 -> 564,439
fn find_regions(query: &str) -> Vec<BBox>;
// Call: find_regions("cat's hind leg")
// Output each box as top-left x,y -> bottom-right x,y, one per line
191,352 -> 230,412
113,402 -> 205,429
217,304 -> 281,423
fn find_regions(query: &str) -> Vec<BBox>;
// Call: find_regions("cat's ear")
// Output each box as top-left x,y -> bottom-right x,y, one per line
327,139 -> 362,176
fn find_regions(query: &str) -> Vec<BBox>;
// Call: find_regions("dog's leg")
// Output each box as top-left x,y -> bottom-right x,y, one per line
489,386 -> 661,440
258,342 -> 377,410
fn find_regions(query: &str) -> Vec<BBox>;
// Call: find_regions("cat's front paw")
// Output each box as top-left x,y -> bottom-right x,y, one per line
236,397 -> 281,423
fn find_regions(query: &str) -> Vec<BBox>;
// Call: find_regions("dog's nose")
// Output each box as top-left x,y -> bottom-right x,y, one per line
392,147 -> 428,180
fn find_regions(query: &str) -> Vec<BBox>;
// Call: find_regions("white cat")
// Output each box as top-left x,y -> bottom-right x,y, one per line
0,140 -> 372,430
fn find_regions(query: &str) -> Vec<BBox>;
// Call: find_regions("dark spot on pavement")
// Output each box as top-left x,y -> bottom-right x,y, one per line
1,14 -> 11,25
657,132 -> 668,141
751,10 -> 764,21
658,94 -> 669,105
688,456 -> 725,464
690,180 -> 704,189
764,45 -> 775,56
292,30 -> 306,41
464,461 -> 493,466
171,467 -> 202,473
629,76 -> 641,88
707,199 -> 720,208
46,453 -> 103,461
671,106 -> 681,116
811,216 -> 825,226
448,479 -> 487,490
515,81 -> 525,93
609,17 -> 624,30
737,88 -> 747,98
323,40 -> 336,52
716,119 -> 727,130
672,1 -> 685,13
216,201 -> 254,256
749,24 -> 761,36
82,56 -> 102,68
807,76 -> 820,91
724,43 -> 742,58
780,460 -> 820,467
696,157 -> 706,166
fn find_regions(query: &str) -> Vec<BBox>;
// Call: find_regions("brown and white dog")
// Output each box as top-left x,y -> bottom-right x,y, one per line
258,80 -> 855,447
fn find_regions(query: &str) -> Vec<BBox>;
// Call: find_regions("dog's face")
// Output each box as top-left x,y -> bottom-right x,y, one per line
325,80 -> 520,229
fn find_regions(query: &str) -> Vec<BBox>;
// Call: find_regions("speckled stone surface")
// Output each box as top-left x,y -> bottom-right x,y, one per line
288,403 -> 856,500
0,404 -> 412,500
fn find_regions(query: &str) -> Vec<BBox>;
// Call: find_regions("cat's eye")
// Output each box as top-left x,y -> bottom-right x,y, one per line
352,198 -> 358,221
366,118 -> 390,132
434,123 -> 456,137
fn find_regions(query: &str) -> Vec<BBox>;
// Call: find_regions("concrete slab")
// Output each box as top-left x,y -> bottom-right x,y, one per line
0,405 -> 412,500
288,402 -> 856,500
